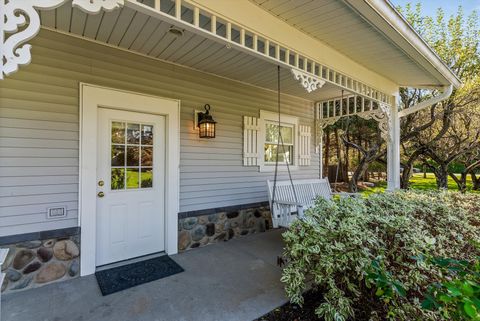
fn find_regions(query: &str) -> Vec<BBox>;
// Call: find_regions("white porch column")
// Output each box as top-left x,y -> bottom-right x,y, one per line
387,97 -> 401,190
318,128 -> 324,178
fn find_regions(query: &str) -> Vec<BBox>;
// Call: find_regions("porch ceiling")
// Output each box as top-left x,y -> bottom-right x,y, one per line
249,0 -> 457,88
38,2 -> 345,102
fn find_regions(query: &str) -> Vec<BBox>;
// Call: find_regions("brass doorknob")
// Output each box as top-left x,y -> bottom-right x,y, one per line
97,191 -> 105,198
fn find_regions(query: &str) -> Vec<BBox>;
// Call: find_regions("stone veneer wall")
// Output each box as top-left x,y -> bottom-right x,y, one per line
178,205 -> 272,251
1,234 -> 80,293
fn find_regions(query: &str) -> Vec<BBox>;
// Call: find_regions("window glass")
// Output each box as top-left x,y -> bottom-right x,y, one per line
264,121 -> 294,164
265,123 -> 293,144
110,121 -> 154,190
264,144 -> 294,164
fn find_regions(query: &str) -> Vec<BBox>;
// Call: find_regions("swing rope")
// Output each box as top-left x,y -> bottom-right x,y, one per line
271,66 -> 298,210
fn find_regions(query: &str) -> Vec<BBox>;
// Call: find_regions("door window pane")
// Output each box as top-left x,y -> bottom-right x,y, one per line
112,122 -> 125,144
141,168 -> 153,188
127,123 -> 140,144
126,146 -> 140,166
111,168 -> 125,190
111,145 -> 125,166
126,168 -> 139,189
141,125 -> 153,145
141,147 -> 153,167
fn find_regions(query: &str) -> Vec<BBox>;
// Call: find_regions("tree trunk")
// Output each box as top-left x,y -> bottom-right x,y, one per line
349,157 -> 369,193
433,165 -> 449,189
449,172 -> 467,193
401,163 -> 414,189
472,172 -> 480,190
324,128 -> 330,178
400,149 -> 425,189
345,132 -> 350,182
423,164 -> 427,179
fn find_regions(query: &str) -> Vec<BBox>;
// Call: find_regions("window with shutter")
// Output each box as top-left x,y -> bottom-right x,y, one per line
243,111 -> 312,170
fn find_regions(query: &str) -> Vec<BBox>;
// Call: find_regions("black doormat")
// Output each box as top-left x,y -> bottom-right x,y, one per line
95,255 -> 184,296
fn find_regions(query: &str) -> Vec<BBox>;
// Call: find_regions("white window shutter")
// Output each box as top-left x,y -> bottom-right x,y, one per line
299,125 -> 311,166
243,116 -> 260,166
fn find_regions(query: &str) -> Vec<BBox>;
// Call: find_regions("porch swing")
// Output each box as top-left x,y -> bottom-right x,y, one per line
267,67 -> 348,228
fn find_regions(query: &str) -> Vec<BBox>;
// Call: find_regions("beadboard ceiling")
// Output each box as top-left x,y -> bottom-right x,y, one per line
39,2 -> 346,102
249,0 -> 444,88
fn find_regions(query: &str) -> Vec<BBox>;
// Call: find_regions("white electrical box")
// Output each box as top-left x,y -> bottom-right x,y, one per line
47,207 -> 67,219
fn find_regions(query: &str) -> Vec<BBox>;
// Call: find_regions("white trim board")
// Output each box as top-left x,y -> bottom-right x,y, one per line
79,83 -> 180,276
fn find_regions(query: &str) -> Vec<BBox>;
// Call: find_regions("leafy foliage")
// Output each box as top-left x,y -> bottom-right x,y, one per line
419,255 -> 480,320
281,191 -> 480,320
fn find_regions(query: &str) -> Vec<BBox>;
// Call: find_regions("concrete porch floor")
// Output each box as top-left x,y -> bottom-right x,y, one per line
2,229 -> 287,321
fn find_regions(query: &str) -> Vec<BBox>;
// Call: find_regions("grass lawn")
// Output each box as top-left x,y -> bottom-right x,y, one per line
362,173 -> 479,195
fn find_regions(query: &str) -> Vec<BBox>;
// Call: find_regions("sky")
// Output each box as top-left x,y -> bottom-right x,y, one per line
391,0 -> 480,18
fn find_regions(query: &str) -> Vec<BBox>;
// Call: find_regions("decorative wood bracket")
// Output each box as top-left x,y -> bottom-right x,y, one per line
317,109 -> 391,142
0,0 -> 124,79
316,95 -> 393,142
72,0 -> 124,14
291,68 -> 326,93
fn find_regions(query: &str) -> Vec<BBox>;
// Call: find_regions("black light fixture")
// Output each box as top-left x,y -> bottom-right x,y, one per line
197,104 -> 216,139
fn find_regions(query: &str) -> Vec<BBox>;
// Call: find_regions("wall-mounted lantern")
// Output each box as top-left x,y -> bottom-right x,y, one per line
196,104 -> 216,139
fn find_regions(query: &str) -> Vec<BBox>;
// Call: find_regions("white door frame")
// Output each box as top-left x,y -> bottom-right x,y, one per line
79,83 -> 180,276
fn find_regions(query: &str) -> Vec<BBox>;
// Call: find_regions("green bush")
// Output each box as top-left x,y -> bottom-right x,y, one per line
281,191 -> 480,321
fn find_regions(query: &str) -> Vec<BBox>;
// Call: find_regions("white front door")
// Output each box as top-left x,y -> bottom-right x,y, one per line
96,108 -> 165,266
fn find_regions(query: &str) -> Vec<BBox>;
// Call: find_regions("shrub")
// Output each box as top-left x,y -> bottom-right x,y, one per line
281,191 -> 480,321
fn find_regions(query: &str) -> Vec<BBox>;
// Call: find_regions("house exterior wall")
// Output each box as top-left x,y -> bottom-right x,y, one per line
0,29 -> 319,237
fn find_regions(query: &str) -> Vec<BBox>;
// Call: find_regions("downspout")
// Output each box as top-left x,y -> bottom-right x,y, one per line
398,85 -> 453,117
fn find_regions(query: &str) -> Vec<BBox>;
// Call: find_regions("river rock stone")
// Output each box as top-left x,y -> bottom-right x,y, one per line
254,210 -> 262,218
208,214 -> 218,223
42,239 -> 55,248
191,225 -> 206,242
37,247 -> 53,263
6,269 -> 21,282
182,217 -> 198,230
12,250 -> 34,270
198,216 -> 208,225
11,276 -> 32,290
53,240 -> 79,261
205,223 -> 215,237
23,261 -> 42,274
226,211 -> 239,219
190,243 -> 200,248
241,230 -> 249,236
17,241 -> 42,249
178,231 -> 191,251
227,228 -> 235,240
68,260 -> 79,277
214,232 -> 226,241
257,220 -> 266,233
36,263 -> 66,283
215,223 -> 224,233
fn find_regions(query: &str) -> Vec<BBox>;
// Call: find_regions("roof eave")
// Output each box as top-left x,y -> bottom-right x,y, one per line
344,0 -> 462,89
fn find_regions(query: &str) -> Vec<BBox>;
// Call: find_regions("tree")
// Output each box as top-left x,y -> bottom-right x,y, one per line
397,3 -> 480,190
339,117 -> 386,192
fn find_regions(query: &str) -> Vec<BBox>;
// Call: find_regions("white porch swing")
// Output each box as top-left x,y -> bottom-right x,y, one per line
267,67 -> 356,228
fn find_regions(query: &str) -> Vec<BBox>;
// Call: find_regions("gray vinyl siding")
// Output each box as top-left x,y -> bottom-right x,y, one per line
0,29 -> 318,236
